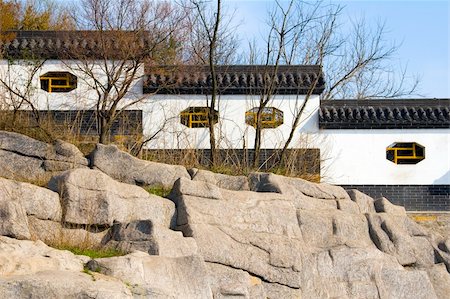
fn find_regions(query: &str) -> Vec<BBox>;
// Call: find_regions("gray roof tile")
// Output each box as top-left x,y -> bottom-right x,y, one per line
143,65 -> 325,95
319,99 -> 450,129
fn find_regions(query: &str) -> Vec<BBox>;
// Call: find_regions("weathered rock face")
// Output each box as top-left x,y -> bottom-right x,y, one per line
0,131 -> 88,182
86,251 -> 213,298
169,176 -> 448,298
0,133 -> 448,298
106,220 -> 197,257
0,177 -> 62,221
189,168 -> 250,191
48,168 -> 175,227
89,144 -> 191,188
0,236 -> 132,298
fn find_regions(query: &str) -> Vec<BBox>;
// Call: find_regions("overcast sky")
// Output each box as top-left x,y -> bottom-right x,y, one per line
227,0 -> 449,98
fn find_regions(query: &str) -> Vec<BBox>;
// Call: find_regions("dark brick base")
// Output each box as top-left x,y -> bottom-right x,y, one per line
341,185 -> 450,211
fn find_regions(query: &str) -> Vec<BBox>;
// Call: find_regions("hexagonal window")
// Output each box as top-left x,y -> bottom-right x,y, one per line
40,72 -> 77,93
180,107 -> 218,128
386,142 -> 425,164
245,107 -> 283,129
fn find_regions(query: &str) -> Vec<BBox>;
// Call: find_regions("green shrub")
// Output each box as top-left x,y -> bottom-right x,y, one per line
56,245 -> 125,259
144,185 -> 172,198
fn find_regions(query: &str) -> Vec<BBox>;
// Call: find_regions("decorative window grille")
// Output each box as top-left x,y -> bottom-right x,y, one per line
245,107 -> 283,128
40,72 -> 77,93
180,107 -> 218,128
386,142 -> 425,164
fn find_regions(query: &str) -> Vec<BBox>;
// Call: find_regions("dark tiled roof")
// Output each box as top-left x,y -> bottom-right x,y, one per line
0,31 -> 152,59
319,99 -> 450,129
143,65 -> 325,95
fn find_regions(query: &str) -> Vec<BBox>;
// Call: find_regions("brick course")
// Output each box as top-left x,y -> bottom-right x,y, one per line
341,184 -> 450,211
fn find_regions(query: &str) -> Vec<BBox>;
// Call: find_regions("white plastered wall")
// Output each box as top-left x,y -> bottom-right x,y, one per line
139,94 -> 320,150
318,129 -> 450,185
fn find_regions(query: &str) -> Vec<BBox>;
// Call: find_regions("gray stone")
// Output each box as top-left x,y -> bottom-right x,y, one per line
379,267 -> 437,299
0,200 -> 30,239
0,236 -> 86,275
374,197 -> 406,215
347,189 -> 376,213
366,213 -> 436,267
0,131 -> 88,182
248,172 -> 350,200
0,177 -> 61,221
87,251 -> 213,298
190,168 -> 250,191
297,209 -> 373,248
262,281 -> 302,299
27,216 -> 108,249
48,168 -> 175,227
90,144 -> 190,188
107,220 -> 197,257
206,262 -> 266,299
426,264 -> 450,299
0,271 -> 133,299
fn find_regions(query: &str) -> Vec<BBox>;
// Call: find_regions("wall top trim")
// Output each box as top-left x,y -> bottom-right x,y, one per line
0,30 -> 153,60
143,65 -> 325,95
319,99 -> 450,129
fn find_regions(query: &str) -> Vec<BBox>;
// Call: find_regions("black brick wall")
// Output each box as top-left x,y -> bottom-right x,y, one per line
341,185 -> 450,211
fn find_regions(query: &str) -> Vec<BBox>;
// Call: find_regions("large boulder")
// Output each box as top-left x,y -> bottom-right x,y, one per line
0,131 -> 88,182
170,177 -> 446,298
0,200 -> 30,240
189,168 -> 250,191
0,177 -> 61,221
89,144 -> 190,188
0,271 -> 133,299
48,168 -> 175,227
106,220 -> 197,257
0,236 -> 86,275
0,236 -> 131,298
206,262 -> 266,298
27,216 -> 109,249
86,251 -> 213,298
248,172 -> 350,200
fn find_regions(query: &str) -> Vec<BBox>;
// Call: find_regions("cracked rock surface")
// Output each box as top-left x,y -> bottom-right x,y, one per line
0,132 -> 448,298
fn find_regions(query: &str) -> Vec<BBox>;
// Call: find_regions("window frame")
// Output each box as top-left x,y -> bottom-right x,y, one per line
40,72 -> 77,93
386,142 -> 425,165
180,107 -> 218,128
245,107 -> 284,129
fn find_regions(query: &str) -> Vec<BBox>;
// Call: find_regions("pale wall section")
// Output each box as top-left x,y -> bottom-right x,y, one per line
0,60 -> 145,110
320,129 -> 450,185
141,94 -> 320,149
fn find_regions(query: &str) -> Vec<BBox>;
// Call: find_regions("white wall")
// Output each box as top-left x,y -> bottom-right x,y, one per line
0,60 -> 145,111
2,59 -> 448,186
141,94 -> 320,149
319,129 -> 450,185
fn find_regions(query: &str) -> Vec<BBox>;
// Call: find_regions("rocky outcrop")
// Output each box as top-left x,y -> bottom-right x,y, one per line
189,168 -> 250,191
0,133 -> 448,298
48,168 -> 175,227
106,220 -> 197,257
89,144 -> 190,188
169,176 -> 449,298
0,131 -> 88,183
0,177 -> 62,221
0,236 -> 132,298
86,251 -> 213,298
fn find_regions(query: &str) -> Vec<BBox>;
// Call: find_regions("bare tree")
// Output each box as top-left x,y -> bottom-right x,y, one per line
248,0 -> 419,169
183,0 -> 238,166
70,0 -> 187,144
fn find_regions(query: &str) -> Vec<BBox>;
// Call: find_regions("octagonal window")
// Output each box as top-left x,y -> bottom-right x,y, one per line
386,142 -> 425,164
40,72 -> 77,93
180,107 -> 218,128
245,107 -> 283,129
